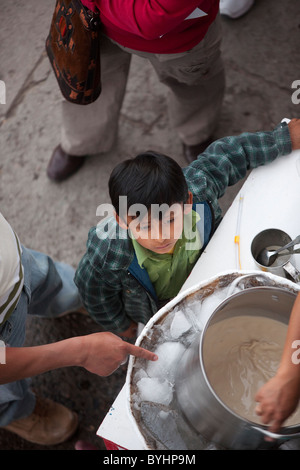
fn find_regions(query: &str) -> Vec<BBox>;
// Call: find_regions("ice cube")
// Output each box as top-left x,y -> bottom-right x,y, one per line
137,377 -> 173,406
146,341 -> 186,381
140,402 -> 188,450
170,310 -> 192,339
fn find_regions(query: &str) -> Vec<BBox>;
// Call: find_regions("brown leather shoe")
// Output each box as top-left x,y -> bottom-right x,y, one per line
47,145 -> 85,181
183,138 -> 214,164
2,396 -> 78,445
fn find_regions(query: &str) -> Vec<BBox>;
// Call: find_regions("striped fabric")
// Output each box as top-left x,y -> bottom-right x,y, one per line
0,214 -> 24,325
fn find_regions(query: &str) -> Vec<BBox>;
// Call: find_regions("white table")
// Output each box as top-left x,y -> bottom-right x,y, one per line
97,147 -> 300,450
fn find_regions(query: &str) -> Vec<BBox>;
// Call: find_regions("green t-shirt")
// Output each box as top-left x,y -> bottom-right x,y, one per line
131,211 -> 201,300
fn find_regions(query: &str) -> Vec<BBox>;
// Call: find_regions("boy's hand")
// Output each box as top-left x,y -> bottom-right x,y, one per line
288,118 -> 300,150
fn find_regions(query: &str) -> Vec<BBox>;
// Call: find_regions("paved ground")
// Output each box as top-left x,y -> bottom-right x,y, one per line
0,0 -> 299,450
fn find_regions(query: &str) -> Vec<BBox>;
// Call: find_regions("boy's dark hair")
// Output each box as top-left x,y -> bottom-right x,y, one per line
109,151 -> 189,217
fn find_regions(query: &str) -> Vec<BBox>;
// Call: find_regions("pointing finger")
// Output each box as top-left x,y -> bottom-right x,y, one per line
125,343 -> 158,362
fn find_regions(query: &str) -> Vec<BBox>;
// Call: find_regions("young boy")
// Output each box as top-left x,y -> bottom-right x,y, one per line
75,119 -> 300,338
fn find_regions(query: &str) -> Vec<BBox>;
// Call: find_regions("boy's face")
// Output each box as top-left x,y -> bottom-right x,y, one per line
116,192 -> 193,254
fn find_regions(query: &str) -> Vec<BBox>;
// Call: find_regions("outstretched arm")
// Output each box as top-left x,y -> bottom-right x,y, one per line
0,332 -> 158,384
184,119 -> 300,224
255,292 -> 300,433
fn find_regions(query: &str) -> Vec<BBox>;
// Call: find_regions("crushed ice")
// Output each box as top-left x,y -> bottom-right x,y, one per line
129,273 -> 296,450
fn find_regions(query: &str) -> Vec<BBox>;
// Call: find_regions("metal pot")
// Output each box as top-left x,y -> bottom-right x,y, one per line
251,229 -> 300,283
175,286 -> 300,449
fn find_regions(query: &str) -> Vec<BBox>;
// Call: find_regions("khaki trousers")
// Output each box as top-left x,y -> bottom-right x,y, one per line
61,15 -> 225,156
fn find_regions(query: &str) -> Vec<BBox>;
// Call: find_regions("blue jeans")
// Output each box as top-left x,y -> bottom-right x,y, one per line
0,246 -> 82,426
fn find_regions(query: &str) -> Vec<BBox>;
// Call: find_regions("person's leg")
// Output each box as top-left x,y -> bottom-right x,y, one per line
60,35 -> 131,156
0,291 -> 35,426
47,35 -> 132,181
0,247 -> 80,443
149,16 -> 225,161
25,247 -> 82,318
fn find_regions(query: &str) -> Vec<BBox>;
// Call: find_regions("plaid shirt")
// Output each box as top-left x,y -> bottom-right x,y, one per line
74,123 -> 292,333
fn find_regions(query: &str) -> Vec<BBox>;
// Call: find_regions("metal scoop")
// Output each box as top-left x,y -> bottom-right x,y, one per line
274,248 -> 300,258
257,234 -> 300,267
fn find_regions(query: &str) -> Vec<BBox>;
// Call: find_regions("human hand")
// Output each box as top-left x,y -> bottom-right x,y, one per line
288,118 -> 300,150
255,373 -> 300,434
79,331 -> 158,376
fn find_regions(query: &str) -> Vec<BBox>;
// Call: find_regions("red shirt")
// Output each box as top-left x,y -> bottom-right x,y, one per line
81,0 -> 219,53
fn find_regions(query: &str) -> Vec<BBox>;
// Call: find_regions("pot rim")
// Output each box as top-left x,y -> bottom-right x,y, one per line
199,285 -> 300,431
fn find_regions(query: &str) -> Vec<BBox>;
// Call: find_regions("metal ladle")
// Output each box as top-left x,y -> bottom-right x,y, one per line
273,248 -> 300,258
257,234 -> 300,267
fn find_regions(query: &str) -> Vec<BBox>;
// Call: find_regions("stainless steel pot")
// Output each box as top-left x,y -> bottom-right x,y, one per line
251,229 -> 300,282
175,286 -> 300,449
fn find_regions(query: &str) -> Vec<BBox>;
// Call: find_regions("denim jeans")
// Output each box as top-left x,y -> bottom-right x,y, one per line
0,246 -> 82,425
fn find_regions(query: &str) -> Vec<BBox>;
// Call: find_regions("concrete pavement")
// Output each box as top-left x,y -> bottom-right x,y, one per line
0,0 -> 299,450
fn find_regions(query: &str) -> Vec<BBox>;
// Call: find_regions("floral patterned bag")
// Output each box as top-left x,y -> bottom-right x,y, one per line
46,0 -> 101,105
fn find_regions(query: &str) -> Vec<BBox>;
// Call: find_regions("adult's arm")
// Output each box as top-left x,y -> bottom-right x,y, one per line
0,331 -> 158,384
255,292 -> 300,433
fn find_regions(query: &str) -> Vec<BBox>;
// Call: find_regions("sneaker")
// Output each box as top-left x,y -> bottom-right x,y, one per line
2,396 -> 78,445
220,0 -> 255,18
